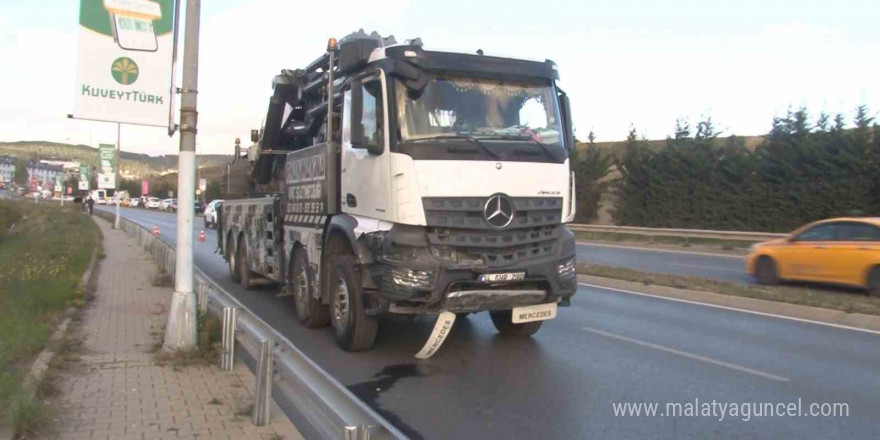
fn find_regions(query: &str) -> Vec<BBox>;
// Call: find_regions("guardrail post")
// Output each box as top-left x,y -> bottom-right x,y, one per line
253,339 -> 274,426
221,307 -> 237,371
345,425 -> 375,440
197,282 -> 209,314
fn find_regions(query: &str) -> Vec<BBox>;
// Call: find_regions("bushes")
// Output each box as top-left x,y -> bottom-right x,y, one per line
606,106 -> 879,232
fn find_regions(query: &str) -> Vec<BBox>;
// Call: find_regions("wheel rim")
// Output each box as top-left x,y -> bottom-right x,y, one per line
332,277 -> 351,329
294,264 -> 309,315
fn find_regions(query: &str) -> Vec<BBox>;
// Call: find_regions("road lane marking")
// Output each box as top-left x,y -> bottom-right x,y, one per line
579,282 -> 880,336
582,326 -> 789,382
577,242 -> 745,259
664,262 -> 745,273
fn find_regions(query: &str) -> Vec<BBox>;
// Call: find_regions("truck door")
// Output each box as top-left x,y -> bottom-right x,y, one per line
341,72 -> 391,220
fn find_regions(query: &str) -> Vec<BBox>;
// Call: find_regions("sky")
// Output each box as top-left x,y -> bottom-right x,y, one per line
1,0 -> 878,156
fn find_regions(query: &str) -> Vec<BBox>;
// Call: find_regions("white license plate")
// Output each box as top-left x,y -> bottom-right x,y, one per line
512,302 -> 557,323
479,272 -> 526,283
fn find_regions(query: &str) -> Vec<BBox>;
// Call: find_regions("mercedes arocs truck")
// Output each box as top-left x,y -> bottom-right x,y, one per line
218,31 -> 578,352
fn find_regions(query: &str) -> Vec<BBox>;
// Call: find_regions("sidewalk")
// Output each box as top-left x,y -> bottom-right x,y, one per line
54,217 -> 302,440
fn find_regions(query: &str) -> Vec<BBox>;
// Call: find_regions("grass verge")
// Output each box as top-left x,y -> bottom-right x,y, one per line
578,263 -> 880,316
574,230 -> 756,251
0,200 -> 100,435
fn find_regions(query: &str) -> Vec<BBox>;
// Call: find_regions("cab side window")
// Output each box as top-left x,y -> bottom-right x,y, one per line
794,224 -> 837,242
362,78 -> 384,151
835,222 -> 880,242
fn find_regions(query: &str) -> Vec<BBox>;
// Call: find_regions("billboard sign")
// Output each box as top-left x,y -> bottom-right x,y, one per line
98,144 -> 117,189
54,175 -> 63,192
199,178 -> 206,191
78,164 -> 91,190
141,179 -> 149,195
73,0 -> 174,126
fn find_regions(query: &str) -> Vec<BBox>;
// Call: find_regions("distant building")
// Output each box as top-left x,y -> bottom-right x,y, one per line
0,156 -> 15,183
26,162 -> 64,187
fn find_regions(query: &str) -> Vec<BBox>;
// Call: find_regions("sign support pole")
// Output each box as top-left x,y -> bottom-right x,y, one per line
164,0 -> 200,351
114,122 -> 121,229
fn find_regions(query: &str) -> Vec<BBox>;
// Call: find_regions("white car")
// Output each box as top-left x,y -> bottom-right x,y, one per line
204,199 -> 224,228
129,198 -> 141,207
160,198 -> 176,211
145,197 -> 162,209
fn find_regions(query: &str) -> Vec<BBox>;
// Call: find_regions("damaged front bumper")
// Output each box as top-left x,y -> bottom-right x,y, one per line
362,224 -> 578,314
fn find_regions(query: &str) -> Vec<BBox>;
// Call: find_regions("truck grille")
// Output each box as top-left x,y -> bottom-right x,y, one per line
423,197 -> 562,267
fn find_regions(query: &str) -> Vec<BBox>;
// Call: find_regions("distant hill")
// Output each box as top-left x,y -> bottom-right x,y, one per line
0,141 -> 233,178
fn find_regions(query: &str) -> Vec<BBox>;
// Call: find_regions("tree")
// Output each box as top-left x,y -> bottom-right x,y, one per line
204,179 -> 223,204
611,128 -> 654,225
14,157 -> 28,185
572,131 -> 612,223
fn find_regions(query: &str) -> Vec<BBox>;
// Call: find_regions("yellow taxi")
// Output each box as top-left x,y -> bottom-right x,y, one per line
746,218 -> 880,296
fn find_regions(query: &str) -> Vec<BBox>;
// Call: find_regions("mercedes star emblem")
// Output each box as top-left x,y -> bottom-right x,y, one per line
484,194 -> 515,228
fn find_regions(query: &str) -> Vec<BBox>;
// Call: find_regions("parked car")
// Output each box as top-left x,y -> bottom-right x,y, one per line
746,217 -> 880,295
159,198 -> 176,211
145,197 -> 162,209
129,198 -> 141,207
204,199 -> 223,228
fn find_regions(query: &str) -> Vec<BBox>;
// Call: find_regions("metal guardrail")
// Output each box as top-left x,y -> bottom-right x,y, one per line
93,211 -> 408,440
568,223 -> 787,242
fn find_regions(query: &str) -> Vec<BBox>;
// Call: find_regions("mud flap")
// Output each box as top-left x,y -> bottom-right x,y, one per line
415,311 -> 456,360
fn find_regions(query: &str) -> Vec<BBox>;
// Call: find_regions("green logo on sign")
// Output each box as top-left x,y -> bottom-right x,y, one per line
111,57 -> 139,85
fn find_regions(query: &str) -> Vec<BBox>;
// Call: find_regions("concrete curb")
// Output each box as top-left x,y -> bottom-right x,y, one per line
578,274 -> 880,333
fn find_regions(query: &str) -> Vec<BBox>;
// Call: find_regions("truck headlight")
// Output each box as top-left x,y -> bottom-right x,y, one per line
390,268 -> 434,289
557,257 -> 577,279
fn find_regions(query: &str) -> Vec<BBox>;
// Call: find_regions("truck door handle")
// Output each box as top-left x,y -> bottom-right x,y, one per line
346,193 -> 357,207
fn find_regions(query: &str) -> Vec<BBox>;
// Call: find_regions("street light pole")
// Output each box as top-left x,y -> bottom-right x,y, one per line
164,0 -> 200,351
114,122 -> 121,229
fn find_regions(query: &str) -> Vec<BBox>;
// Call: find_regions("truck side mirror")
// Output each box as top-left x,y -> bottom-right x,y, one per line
250,129 -> 259,143
350,79 -> 365,149
558,90 -> 575,153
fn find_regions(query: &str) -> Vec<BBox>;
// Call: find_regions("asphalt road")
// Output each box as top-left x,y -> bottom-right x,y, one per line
101,206 -> 880,440
576,242 -> 752,284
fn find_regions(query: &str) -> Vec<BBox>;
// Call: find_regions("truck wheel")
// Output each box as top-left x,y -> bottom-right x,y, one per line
290,249 -> 329,328
228,233 -> 240,283
238,237 -> 255,290
490,310 -> 543,337
329,255 -> 377,352
868,267 -> 880,298
755,256 -> 779,285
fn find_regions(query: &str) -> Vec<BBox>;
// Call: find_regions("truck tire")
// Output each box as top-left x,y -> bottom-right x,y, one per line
755,256 -> 779,285
490,310 -> 543,337
329,255 -> 377,352
228,233 -> 240,283
290,249 -> 330,328
238,237 -> 255,290
868,267 -> 880,298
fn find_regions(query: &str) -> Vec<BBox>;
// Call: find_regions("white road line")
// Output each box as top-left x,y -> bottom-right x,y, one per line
664,262 -> 744,273
579,282 -> 880,336
577,242 -> 745,259
582,326 -> 790,382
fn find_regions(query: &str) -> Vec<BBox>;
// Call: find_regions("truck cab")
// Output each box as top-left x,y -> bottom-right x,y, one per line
220,32 -> 577,352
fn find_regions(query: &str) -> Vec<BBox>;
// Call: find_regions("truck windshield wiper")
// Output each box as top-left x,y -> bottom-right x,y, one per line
408,135 -> 501,160
474,134 -> 561,161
